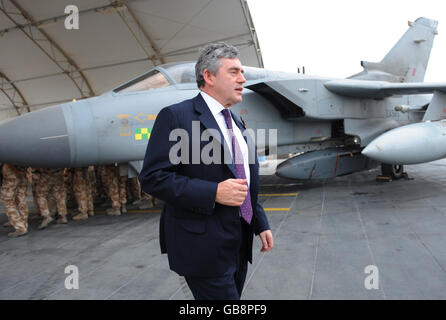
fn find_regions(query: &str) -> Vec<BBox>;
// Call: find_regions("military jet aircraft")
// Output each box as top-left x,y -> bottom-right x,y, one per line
0,17 -> 445,181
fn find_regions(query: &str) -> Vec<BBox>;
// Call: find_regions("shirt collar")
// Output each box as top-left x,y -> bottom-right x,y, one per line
200,91 -> 227,117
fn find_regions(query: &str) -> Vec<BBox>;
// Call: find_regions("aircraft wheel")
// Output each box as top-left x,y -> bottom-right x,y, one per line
381,163 -> 404,179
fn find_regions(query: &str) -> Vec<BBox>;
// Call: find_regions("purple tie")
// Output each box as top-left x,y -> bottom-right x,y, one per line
221,108 -> 253,224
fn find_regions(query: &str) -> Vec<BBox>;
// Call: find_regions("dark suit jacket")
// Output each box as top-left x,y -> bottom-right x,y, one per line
139,93 -> 270,277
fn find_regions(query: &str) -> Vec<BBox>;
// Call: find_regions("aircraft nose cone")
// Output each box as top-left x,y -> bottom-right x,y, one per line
361,144 -> 377,157
0,105 -> 71,167
363,122 -> 446,165
362,140 -> 389,163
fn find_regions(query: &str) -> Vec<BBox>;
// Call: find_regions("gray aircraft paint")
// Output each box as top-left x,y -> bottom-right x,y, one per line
0,17 -> 445,180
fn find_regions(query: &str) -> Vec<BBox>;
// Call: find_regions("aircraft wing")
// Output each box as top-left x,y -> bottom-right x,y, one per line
324,79 -> 446,98
245,81 -> 306,118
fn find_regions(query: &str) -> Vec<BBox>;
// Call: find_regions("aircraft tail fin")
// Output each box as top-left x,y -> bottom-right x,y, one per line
350,17 -> 438,83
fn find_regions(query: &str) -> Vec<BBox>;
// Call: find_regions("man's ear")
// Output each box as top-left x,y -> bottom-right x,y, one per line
203,69 -> 214,87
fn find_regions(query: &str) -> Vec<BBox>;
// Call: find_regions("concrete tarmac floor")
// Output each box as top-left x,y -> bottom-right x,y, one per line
1,160 -> 446,299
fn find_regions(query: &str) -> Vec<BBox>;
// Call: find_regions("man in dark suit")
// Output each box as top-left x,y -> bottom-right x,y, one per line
139,43 -> 274,300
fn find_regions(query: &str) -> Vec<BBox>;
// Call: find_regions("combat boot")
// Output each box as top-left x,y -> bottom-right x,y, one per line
8,230 -> 28,238
121,204 -> 127,214
38,216 -> 54,230
88,210 -> 95,217
56,215 -> 68,224
106,208 -> 121,216
72,213 -> 88,220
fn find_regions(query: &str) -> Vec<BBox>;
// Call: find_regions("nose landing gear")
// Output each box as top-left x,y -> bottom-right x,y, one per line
377,163 -> 409,181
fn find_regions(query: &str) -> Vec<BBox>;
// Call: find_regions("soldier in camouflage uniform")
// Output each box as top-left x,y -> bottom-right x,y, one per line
96,165 -> 108,202
128,176 -> 142,204
30,168 -> 41,215
35,168 -> 67,229
63,168 -> 74,205
86,166 -> 95,216
118,175 -> 128,213
1,164 -> 29,237
105,164 -> 121,216
71,167 -> 94,220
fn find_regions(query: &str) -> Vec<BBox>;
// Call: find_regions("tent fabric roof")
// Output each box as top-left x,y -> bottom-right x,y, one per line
0,0 -> 263,119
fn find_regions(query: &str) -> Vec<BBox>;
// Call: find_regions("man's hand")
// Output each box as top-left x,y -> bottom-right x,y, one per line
215,179 -> 248,206
259,230 -> 274,252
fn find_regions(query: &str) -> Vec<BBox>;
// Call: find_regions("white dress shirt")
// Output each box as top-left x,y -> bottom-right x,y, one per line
200,91 -> 250,186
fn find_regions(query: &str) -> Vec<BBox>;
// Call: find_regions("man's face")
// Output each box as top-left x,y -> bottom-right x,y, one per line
203,58 -> 246,107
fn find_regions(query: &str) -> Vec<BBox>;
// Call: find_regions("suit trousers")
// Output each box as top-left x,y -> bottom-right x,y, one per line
184,218 -> 250,300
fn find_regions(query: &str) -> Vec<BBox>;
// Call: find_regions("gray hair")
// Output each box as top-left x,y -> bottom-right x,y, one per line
195,42 -> 240,88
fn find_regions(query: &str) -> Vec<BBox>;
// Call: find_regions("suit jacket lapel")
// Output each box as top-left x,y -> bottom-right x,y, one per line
193,94 -> 237,178
231,111 -> 248,142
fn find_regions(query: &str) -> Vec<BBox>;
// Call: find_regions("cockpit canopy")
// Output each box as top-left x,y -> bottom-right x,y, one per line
113,62 -> 268,93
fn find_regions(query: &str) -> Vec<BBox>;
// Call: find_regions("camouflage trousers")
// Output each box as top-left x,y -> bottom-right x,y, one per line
64,169 -> 74,203
128,177 -> 141,202
105,165 -> 121,210
96,166 -> 108,200
73,168 -> 94,215
31,171 -> 40,215
1,165 -> 28,232
119,176 -> 127,205
87,166 -> 97,199
35,169 -> 67,218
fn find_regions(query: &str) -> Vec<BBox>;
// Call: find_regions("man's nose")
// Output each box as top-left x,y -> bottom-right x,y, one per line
238,72 -> 246,83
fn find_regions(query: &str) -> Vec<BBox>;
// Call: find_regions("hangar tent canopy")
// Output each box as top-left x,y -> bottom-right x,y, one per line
0,0 -> 263,119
